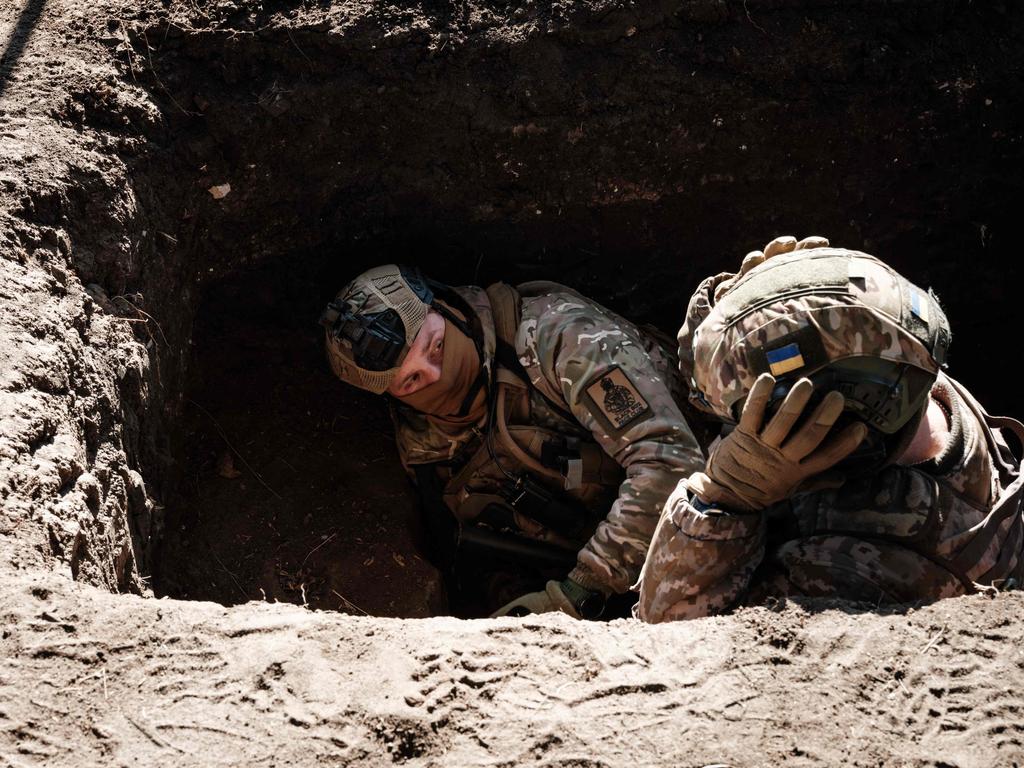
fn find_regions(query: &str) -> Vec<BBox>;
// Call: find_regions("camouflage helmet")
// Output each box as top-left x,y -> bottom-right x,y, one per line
684,247 -> 951,436
320,264 -> 434,394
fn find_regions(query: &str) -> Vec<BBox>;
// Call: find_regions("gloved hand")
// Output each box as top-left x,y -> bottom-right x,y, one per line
717,235 -> 830,301
686,373 -> 868,511
490,580 -> 580,619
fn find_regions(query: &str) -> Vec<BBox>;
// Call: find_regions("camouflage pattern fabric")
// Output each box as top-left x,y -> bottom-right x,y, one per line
635,374 -> 1006,622
638,238 -> 1015,622
676,271 -> 731,399
391,284 -> 707,595
516,289 -> 706,593
690,249 -> 944,422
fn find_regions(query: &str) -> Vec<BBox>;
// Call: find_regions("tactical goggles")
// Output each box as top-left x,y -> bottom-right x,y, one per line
319,264 -> 437,373
319,301 -> 408,372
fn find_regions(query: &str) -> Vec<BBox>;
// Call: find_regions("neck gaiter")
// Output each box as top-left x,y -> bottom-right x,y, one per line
397,316 -> 486,428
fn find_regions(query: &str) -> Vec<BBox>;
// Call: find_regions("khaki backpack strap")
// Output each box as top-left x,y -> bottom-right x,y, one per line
485,280 -> 531,388
944,375 -> 1024,484
484,280 -> 534,418
487,281 -> 578,424
486,282 -> 522,349
483,281 -> 621,491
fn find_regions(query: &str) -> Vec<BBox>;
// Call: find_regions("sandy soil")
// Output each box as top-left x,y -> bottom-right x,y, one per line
2,571 -> 1023,767
3,0 -> 1024,764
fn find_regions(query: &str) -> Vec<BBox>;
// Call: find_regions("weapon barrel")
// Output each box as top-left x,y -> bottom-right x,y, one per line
458,526 -> 576,569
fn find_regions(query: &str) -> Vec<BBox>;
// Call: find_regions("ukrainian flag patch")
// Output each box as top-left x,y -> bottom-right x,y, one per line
766,343 -> 805,376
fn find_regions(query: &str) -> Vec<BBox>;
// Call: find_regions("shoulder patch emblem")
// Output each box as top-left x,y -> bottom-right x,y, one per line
584,367 -> 651,431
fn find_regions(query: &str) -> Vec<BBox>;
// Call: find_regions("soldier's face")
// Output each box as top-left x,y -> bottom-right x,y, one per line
387,310 -> 446,397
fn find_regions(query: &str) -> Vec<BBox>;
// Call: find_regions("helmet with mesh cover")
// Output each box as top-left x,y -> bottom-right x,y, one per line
320,264 -> 434,394
682,247 -> 951,441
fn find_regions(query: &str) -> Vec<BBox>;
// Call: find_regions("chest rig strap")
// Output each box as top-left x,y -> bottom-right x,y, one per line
485,282 -> 569,486
437,284 -> 625,544
942,375 -> 1024,585
485,282 -> 621,491
443,284 -> 618,508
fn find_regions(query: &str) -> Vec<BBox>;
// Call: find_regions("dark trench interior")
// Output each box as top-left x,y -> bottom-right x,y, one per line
150,249 -> 689,619
121,5 -> 1024,618
152,254 -> 448,617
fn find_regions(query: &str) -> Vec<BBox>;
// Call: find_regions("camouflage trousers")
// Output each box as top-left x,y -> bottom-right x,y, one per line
750,536 -> 965,606
634,491 -> 965,623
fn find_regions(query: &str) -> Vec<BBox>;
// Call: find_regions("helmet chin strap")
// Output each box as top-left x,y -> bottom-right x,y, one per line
445,315 -> 487,419
456,363 -> 488,418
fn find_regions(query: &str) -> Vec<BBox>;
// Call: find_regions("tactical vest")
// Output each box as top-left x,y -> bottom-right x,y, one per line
944,377 -> 1024,587
398,282 -> 625,553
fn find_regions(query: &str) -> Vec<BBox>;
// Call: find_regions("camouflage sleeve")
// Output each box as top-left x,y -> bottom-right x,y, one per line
521,299 -> 706,594
635,480 -> 765,622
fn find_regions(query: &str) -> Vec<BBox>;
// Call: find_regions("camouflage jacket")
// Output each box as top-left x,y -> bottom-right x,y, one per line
636,372 -> 1022,622
392,284 -> 707,595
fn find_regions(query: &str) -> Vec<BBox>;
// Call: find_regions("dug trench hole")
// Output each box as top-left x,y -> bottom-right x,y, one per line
72,5 -> 1024,622
152,257 -> 447,618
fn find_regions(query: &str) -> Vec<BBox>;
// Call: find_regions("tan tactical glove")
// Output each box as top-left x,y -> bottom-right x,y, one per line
490,580 -> 581,619
716,235 -> 830,301
687,373 -> 868,511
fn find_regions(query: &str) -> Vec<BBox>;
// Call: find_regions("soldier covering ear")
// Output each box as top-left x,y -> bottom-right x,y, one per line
637,239 -> 1024,622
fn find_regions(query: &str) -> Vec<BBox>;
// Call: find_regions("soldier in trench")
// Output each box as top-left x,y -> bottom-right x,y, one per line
636,236 -> 1024,622
319,265 -> 708,618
